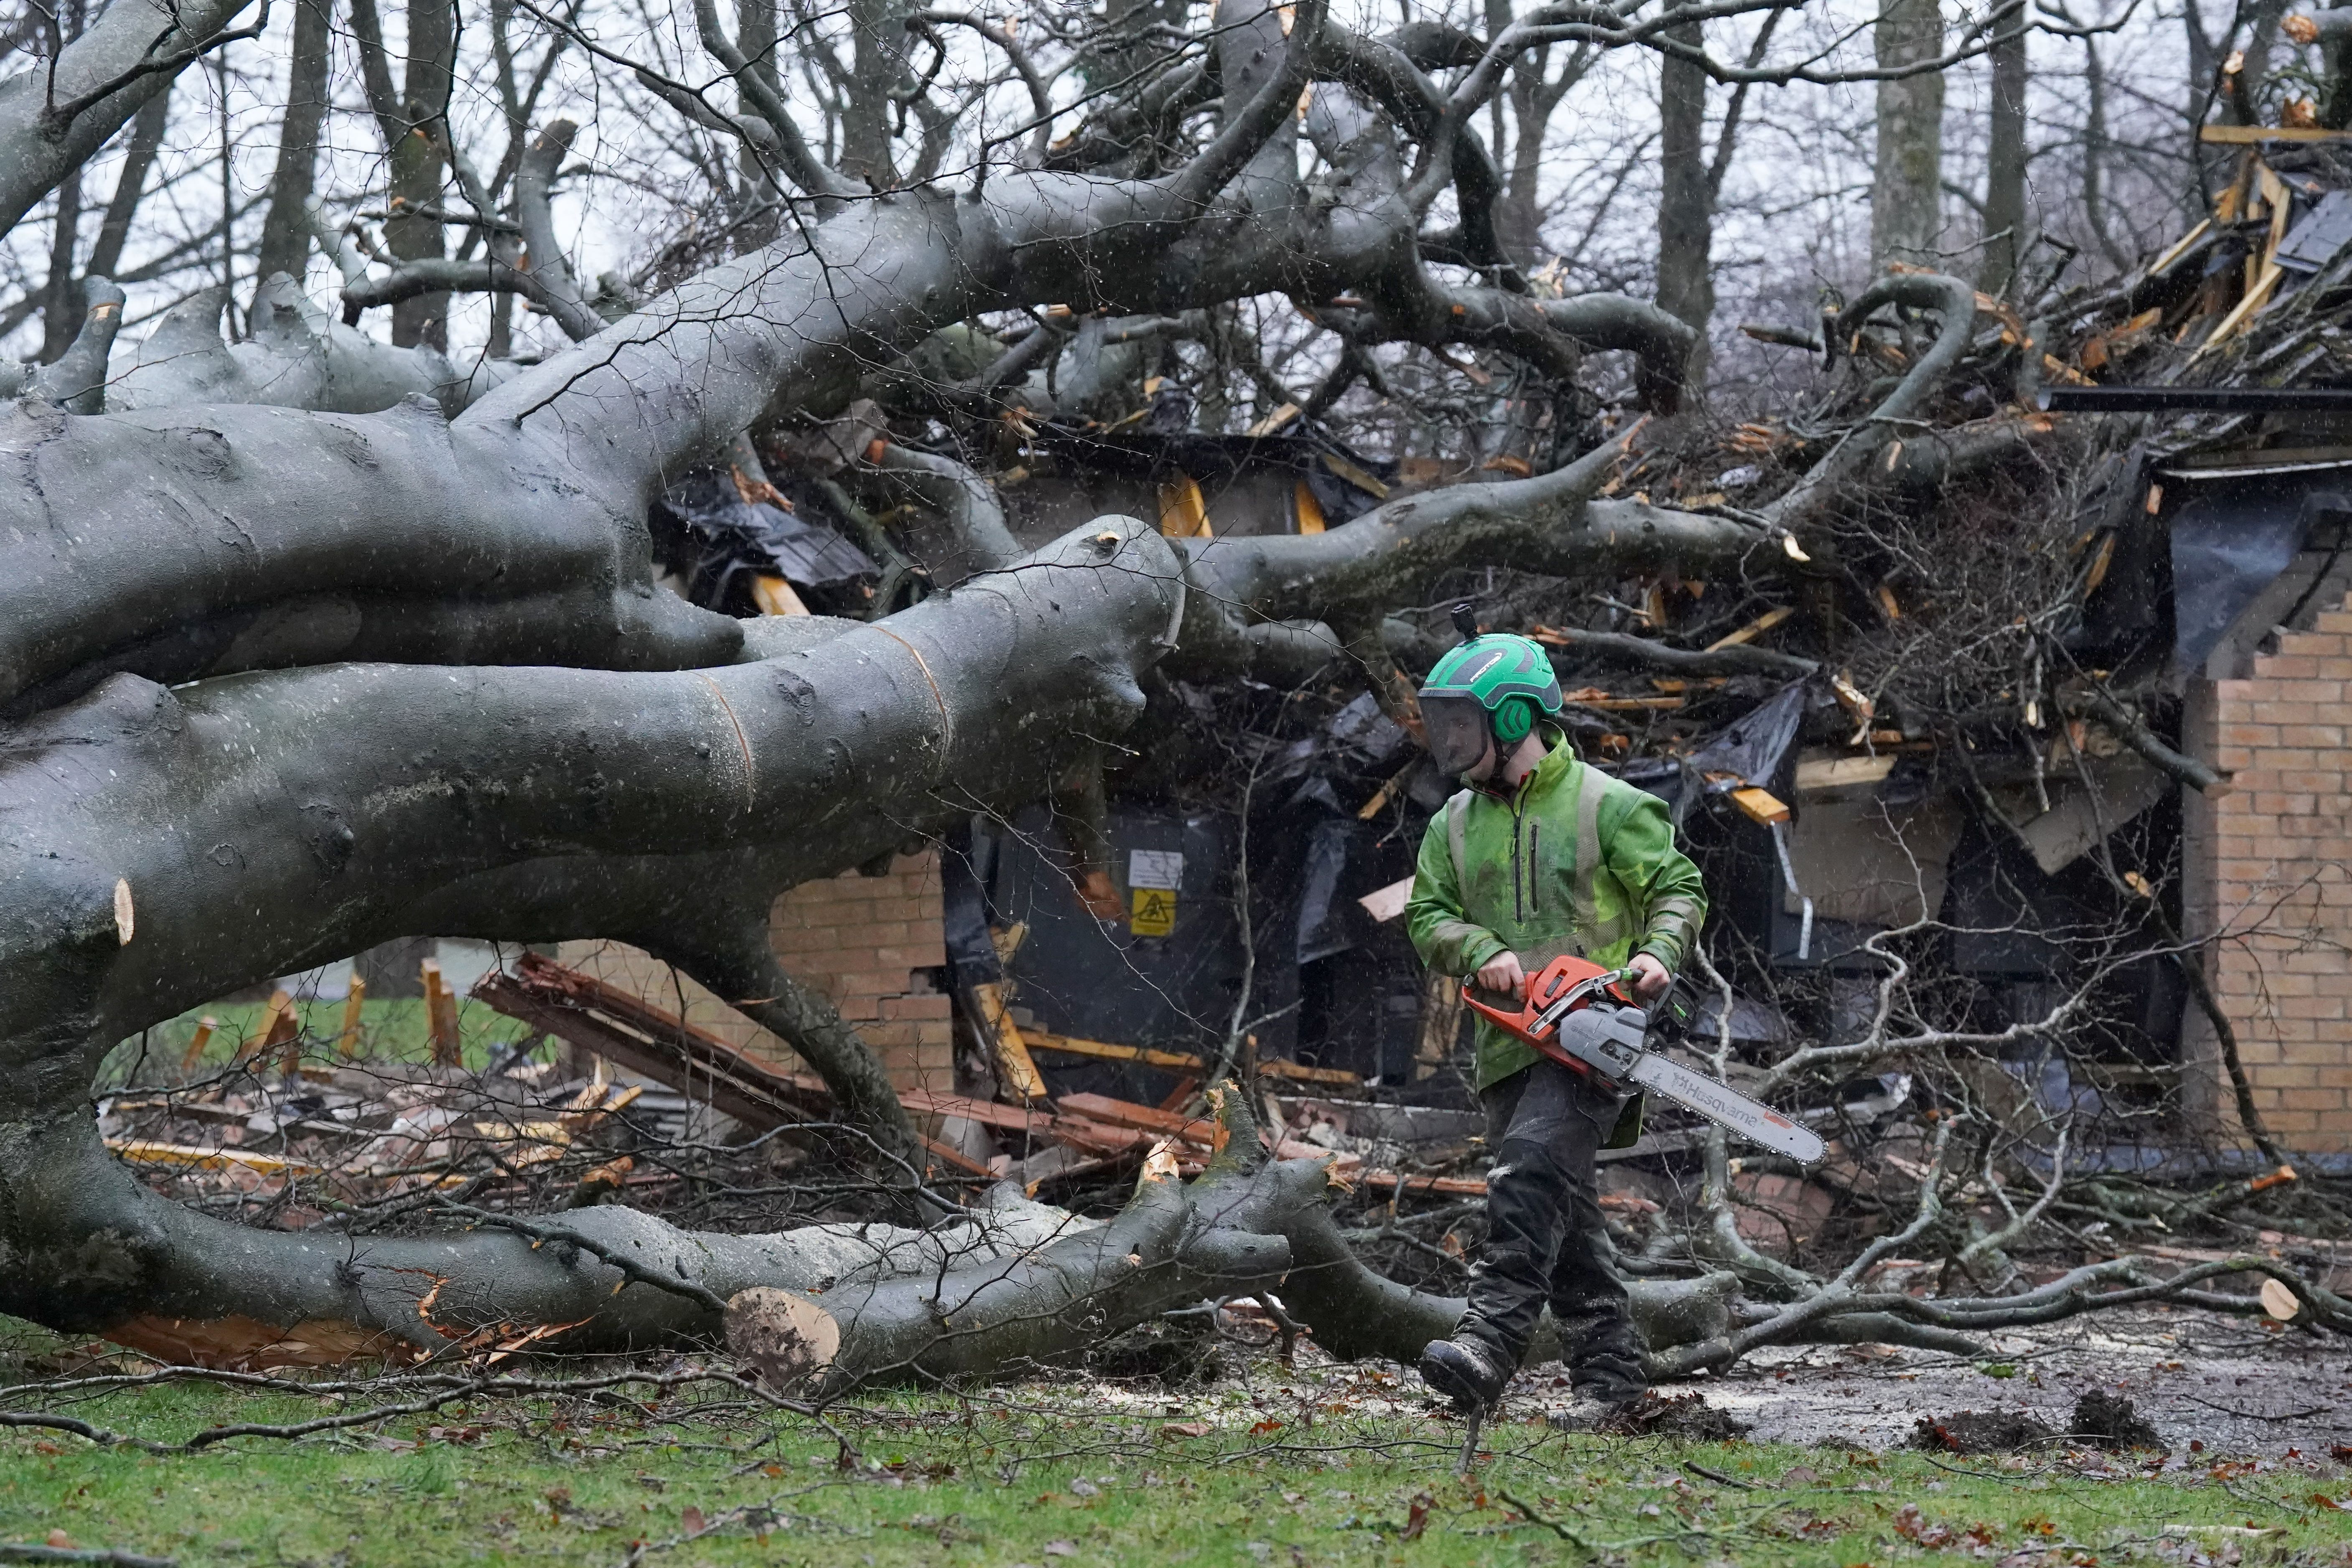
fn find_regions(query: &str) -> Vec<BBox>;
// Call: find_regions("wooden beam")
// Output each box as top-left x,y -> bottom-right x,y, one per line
2198,123 -> 2352,143
1056,1091 -> 1218,1146
1704,604 -> 1795,651
108,1139 -> 322,1177
1024,1030 -> 1363,1088
471,956 -> 829,1132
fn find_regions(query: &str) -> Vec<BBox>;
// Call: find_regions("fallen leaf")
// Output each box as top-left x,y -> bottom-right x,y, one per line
45,1532 -> 72,1550
1160,1421 -> 1212,1440
1248,1418 -> 1284,1436
681,1506 -> 706,1534
1402,1492 -> 1433,1541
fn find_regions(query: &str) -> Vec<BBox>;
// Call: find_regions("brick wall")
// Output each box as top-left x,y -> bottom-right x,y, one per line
555,851 -> 954,1099
2184,591 -> 2352,1151
765,851 -> 955,1091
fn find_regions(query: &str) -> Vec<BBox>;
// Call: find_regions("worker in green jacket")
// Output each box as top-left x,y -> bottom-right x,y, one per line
1404,625 -> 1706,1424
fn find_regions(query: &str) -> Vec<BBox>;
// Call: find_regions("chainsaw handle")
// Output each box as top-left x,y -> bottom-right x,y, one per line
1456,957 -> 1636,1044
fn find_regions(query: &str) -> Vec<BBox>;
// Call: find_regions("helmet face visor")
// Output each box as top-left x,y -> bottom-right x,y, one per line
1421,695 -> 1493,778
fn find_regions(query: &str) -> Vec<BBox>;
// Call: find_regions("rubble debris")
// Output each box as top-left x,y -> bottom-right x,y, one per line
648,468 -> 875,617
473,953 -> 831,1129
1910,1408 -> 2059,1454
2067,1391 -> 2166,1452
1594,1390 -> 1752,1441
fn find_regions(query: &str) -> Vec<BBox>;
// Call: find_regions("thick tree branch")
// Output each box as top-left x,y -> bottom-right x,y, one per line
0,0 -> 257,236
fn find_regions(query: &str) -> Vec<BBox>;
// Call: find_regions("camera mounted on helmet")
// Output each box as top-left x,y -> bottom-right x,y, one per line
1416,604 -> 1565,778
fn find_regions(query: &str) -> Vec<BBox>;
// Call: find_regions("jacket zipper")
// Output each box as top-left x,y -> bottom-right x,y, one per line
1529,821 -> 1541,915
1510,803 -> 1523,923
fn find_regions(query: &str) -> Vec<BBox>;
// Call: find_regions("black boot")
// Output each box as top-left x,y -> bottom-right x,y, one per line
1419,1336 -> 1511,1414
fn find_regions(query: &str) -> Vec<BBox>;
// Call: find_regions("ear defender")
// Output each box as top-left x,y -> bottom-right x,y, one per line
1492,695 -> 1535,744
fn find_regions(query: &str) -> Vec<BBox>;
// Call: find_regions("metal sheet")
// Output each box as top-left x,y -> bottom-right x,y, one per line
2169,475 -> 2315,671
2275,188 -> 2352,272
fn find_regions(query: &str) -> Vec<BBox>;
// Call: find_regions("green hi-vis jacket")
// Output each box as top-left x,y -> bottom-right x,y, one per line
1406,729 -> 1708,1091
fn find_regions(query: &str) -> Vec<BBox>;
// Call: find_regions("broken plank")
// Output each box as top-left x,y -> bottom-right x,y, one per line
1055,1092 -> 1218,1146
913,1131 -> 996,1180
969,980 -> 1046,1100
2198,123 -> 2352,143
473,956 -> 830,1133
1793,754 -> 1897,795
1024,1029 -> 1364,1088
1704,605 -> 1794,651
1257,1059 -> 1364,1088
1023,1030 -> 1202,1072
1357,1169 -> 1489,1197
1729,786 -> 1792,826
1045,1116 -> 1157,1158
898,1086 -> 1055,1138
108,1139 -> 322,1177
1356,873 -> 1414,924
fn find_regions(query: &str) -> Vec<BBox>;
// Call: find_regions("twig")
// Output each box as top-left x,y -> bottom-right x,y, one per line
1684,1461 -> 1758,1489
0,1545 -> 176,1567
1497,1487 -> 1595,1549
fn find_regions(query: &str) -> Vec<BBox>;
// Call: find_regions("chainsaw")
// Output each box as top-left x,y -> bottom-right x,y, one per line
1460,955 -> 1825,1164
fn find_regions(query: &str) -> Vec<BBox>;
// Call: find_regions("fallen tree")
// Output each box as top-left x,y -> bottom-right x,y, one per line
0,0 -> 2332,1403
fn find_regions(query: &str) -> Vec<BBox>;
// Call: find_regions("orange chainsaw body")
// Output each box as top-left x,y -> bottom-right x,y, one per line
1460,955 -> 1634,1075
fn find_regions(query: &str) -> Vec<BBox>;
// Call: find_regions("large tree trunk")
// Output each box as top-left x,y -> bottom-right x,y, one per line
1655,23 -> 1714,372
0,0 -> 1838,1383
1979,18 -> 2029,296
387,0 -> 459,348
0,519 -> 1177,1344
0,0 -> 255,238
38,165 -> 84,363
253,0 -> 337,297
1871,0 -> 1946,268
84,86 -> 172,285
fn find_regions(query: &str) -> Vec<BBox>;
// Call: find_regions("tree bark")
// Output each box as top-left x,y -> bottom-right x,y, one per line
842,0 -> 912,186
38,165 -> 84,363
1979,18 -> 2029,297
1655,23 -> 1712,376
0,519 -> 1177,1342
253,0 -> 336,297
387,0 -> 460,348
84,86 -> 171,285
0,0 -> 255,239
1870,0 -> 1946,269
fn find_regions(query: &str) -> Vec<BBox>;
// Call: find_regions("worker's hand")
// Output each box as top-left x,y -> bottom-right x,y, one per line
1475,951 -> 1527,1000
1627,953 -> 1670,1002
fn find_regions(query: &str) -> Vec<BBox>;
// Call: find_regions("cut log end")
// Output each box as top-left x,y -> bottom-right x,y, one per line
725,1286 -> 842,1393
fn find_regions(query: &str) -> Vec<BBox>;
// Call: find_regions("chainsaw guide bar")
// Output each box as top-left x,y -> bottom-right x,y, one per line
1461,955 -> 1825,1165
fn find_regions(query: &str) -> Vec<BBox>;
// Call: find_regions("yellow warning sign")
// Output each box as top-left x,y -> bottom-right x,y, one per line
1131,887 -> 1177,937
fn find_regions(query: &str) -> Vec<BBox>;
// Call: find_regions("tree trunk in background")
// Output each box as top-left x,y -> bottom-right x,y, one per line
388,0 -> 459,348
1870,0 -> 1945,269
38,169 -> 84,363
842,0 -> 909,186
2080,40 -> 2129,272
254,0 -> 336,297
1980,19 -> 2028,296
86,87 -> 171,285
1656,23 -> 1713,379
735,0 -> 783,247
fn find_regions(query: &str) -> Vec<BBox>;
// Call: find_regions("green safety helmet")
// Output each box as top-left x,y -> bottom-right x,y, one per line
1417,611 -> 1562,776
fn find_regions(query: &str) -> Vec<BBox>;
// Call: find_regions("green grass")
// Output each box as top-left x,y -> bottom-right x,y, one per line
104,996 -> 549,1085
4,1329 -> 2349,1568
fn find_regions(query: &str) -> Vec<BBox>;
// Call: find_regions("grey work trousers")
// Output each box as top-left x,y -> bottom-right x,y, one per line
1457,1059 -> 1645,1398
